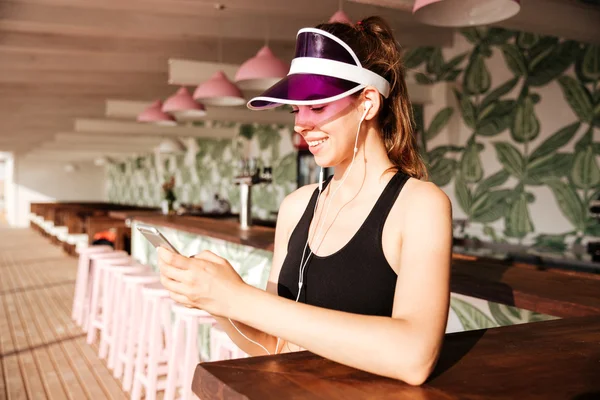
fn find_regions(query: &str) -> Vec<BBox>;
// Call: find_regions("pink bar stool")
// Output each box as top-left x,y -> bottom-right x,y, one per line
210,325 -> 248,361
71,245 -> 113,325
98,262 -> 150,361
106,265 -> 153,370
112,272 -> 161,391
78,250 -> 129,330
162,304 -> 216,400
130,282 -> 174,400
86,255 -> 133,344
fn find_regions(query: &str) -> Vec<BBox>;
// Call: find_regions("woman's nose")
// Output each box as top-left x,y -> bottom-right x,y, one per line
293,114 -> 314,135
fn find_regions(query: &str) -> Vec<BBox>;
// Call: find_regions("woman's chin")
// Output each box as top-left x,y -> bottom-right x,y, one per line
313,155 -> 334,169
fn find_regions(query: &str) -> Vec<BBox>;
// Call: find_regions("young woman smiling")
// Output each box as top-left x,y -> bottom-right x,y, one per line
157,16 -> 452,385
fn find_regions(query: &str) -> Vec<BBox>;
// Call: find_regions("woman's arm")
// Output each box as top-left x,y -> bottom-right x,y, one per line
159,182 -> 451,384
228,182 -> 452,384
195,185 -> 318,356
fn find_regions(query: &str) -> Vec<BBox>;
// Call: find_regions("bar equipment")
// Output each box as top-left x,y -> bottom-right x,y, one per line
233,158 -> 272,230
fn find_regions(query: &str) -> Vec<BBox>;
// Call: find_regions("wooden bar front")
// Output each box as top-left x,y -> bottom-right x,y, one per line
192,316 -> 600,400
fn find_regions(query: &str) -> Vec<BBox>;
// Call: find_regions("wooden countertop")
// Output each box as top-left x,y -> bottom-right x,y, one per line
451,258 -> 600,317
108,209 -> 162,221
192,315 -> 600,400
127,214 -> 600,317
131,214 -> 276,251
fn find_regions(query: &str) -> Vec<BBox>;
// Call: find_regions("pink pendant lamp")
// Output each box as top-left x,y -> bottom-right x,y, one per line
235,46 -> 288,91
162,87 -> 206,119
329,10 -> 353,24
137,100 -> 177,126
413,0 -> 520,27
193,71 -> 246,107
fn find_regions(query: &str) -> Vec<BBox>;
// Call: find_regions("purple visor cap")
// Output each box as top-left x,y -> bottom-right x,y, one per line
247,28 -> 390,110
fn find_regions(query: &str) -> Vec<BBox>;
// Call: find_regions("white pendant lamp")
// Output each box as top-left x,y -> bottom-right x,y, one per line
413,0 -> 521,27
162,87 -> 207,119
193,71 -> 246,107
235,46 -> 288,91
137,100 -> 177,126
64,163 -> 78,173
94,156 -> 114,167
156,138 -> 186,154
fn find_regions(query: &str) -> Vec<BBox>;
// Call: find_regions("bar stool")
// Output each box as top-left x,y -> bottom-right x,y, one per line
98,262 -> 150,361
210,325 -> 248,361
129,282 -> 174,400
162,304 -> 216,400
106,265 -> 153,370
86,254 -> 133,343
112,272 -> 161,391
71,246 -> 117,326
79,250 -> 129,332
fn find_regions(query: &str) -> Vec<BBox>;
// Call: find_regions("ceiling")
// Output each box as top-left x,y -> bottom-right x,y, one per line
1,0 -> 599,160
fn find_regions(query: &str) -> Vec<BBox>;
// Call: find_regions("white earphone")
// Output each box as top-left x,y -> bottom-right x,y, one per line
318,99 -> 372,192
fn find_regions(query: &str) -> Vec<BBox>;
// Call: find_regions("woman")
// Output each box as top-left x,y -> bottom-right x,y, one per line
158,16 -> 452,385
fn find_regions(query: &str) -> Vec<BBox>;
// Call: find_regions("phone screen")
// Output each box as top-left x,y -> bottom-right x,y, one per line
136,224 -> 181,255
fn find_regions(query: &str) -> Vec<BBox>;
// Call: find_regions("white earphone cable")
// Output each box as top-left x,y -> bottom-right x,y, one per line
296,103 -> 370,299
229,101 -> 371,356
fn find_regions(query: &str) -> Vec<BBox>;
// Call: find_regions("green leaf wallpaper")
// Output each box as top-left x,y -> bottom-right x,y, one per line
106,122 -> 297,220
412,29 -> 600,249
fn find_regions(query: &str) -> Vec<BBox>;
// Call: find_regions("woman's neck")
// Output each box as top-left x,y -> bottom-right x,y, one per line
328,126 -> 395,202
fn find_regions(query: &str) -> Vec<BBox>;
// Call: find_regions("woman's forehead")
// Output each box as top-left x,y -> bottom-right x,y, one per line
294,95 -> 355,109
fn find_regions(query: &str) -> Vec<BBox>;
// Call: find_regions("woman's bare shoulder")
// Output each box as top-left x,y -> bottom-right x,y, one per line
276,183 -> 319,229
399,178 -> 452,218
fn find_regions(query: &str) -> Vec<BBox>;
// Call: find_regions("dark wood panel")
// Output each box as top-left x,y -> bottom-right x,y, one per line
193,315 -> 600,400
451,258 -> 600,317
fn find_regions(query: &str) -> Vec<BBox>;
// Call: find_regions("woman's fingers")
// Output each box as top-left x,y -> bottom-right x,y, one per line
194,250 -> 225,264
157,247 -> 191,270
159,262 -> 188,283
160,274 -> 189,296
167,291 -> 193,306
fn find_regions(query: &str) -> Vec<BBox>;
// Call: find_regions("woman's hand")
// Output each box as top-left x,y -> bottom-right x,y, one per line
157,247 -> 247,317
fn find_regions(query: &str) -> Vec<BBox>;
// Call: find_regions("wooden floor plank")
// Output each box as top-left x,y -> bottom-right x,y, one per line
2,356 -> 27,400
2,266 -> 49,400
38,268 -> 127,400
14,288 -> 68,399
62,340 -> 106,399
0,226 -> 130,400
18,352 -> 48,399
0,355 -> 7,400
24,275 -> 105,400
21,285 -> 86,400
34,274 -> 123,400
77,338 -> 128,400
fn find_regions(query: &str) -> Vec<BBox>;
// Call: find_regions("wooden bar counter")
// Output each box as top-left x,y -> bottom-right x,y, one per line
192,315 -> 600,400
130,214 -> 600,318
131,214 -> 277,251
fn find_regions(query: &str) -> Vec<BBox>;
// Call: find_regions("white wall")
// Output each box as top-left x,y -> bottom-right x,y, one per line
7,155 -> 107,227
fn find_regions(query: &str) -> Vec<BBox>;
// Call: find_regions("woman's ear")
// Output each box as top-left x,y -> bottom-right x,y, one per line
362,86 -> 382,121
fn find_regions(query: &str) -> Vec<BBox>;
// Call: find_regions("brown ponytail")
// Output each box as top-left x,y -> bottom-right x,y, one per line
316,16 -> 428,180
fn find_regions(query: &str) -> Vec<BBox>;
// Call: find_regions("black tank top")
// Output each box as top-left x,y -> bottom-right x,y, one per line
278,171 -> 410,317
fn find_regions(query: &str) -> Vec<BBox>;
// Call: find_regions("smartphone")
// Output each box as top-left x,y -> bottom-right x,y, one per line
136,223 -> 181,255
